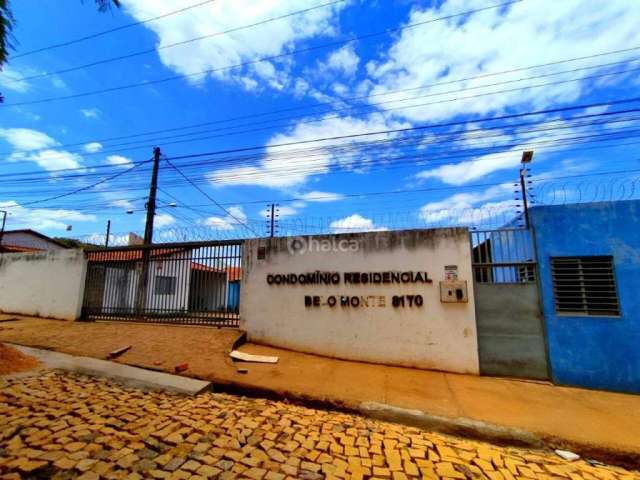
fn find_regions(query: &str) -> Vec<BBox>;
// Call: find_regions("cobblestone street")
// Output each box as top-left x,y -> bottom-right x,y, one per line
0,372 -> 638,480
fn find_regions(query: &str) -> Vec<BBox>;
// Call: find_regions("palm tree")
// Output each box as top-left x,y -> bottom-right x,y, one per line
0,0 -> 120,67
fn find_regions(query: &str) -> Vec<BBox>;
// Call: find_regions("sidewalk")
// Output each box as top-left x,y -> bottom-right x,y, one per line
1,316 -> 639,465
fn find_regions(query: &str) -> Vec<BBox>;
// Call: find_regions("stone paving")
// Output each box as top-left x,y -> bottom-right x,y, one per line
0,372 -> 638,480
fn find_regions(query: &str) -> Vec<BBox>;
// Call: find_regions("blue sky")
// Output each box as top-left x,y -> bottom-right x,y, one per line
1,0 -> 640,243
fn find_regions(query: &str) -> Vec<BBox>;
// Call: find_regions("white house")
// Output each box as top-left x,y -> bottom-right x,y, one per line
88,247 -> 229,315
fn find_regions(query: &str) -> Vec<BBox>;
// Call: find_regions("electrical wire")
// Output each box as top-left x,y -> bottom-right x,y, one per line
163,157 -> 258,236
2,0 -> 523,107
9,0 -> 218,59
7,0 -> 347,84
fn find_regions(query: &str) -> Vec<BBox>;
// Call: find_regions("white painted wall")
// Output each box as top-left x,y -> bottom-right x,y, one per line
0,249 -> 87,320
101,251 -> 193,312
1,231 -> 65,250
241,228 -> 480,374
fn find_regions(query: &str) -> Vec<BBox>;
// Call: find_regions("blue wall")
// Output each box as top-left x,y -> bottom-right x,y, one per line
531,200 -> 640,393
227,281 -> 240,312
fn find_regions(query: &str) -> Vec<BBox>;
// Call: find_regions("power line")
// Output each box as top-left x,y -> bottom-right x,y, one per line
9,0 -> 218,59
3,47 -> 638,160
163,156 -> 258,236
7,0 -> 347,84
16,126 -> 640,205
18,158 -> 152,207
2,0 -> 522,107
168,96 -> 640,161
1,106 -> 638,190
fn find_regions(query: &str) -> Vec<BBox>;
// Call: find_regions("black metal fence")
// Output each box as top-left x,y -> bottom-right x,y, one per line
471,228 -> 537,283
81,240 -> 243,327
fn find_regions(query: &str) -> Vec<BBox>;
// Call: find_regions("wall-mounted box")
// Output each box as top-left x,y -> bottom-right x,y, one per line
440,280 -> 468,303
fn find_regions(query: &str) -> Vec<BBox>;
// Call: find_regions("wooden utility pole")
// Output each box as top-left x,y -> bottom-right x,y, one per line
104,220 -> 111,248
143,147 -> 161,245
136,147 -> 161,315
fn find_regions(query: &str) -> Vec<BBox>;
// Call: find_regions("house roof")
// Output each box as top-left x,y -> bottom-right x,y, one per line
87,247 -> 192,262
2,229 -> 69,248
191,262 -> 224,273
226,266 -> 242,282
0,245 -> 44,253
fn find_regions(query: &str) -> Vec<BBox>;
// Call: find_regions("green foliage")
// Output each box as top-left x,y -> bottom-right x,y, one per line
0,0 -> 14,68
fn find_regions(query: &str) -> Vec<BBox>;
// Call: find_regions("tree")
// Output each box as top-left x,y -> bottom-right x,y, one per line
0,0 -> 120,67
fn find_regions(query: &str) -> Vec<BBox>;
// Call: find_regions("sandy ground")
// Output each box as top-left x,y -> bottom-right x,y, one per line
1,315 -> 640,463
0,343 -> 40,374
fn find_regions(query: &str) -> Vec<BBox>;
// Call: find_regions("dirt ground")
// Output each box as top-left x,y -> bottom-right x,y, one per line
0,316 -> 242,377
0,343 -> 40,374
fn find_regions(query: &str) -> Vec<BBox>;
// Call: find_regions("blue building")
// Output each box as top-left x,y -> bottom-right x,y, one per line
529,200 -> 640,394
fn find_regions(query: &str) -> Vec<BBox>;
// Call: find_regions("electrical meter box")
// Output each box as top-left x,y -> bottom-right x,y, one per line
439,280 -> 469,303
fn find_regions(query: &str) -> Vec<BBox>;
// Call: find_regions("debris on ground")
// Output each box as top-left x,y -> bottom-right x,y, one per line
0,344 -> 40,375
153,360 -> 163,366
555,449 -> 581,461
106,345 -> 131,359
236,367 -> 249,374
174,363 -> 189,373
229,350 -> 279,363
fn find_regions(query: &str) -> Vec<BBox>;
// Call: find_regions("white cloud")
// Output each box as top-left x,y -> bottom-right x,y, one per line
0,65 -> 31,93
81,108 -> 101,119
202,206 -> 248,230
365,0 -> 640,122
83,142 -> 103,153
123,0 -> 348,90
208,113 -> 407,189
0,201 -> 96,231
110,199 -> 135,210
0,128 -> 57,150
0,127 -> 84,172
415,120 -> 578,185
330,213 -> 387,233
418,184 -> 516,226
106,155 -> 133,168
298,191 -> 345,202
9,149 -> 83,172
320,45 -> 360,76
153,213 -> 176,228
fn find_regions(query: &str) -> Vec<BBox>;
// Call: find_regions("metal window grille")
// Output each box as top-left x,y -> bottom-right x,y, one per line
471,229 -> 537,284
551,256 -> 620,316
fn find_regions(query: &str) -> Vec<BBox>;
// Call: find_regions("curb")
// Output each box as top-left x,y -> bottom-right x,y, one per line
205,378 -> 640,470
7,343 -> 211,395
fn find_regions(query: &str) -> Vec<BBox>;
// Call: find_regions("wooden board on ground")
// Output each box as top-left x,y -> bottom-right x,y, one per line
230,350 -> 279,364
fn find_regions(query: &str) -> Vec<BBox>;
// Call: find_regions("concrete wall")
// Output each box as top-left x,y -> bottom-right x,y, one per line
0,249 -> 87,320
475,283 -> 548,379
240,228 -> 479,374
531,200 -> 640,393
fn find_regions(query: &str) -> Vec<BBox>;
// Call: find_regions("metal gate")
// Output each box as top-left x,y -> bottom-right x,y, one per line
471,228 -> 549,380
81,240 -> 243,327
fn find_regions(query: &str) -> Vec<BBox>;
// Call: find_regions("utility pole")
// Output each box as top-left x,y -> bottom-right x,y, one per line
143,147 -> 161,245
519,150 -> 534,229
266,203 -> 279,237
0,210 -> 7,247
136,147 -> 161,316
104,220 -> 111,248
